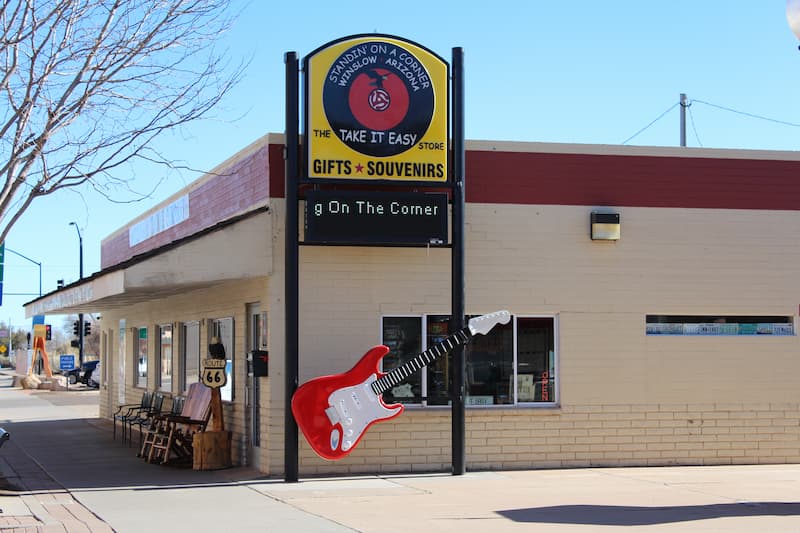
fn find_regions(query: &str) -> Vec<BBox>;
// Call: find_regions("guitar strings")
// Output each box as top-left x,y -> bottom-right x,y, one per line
372,328 -> 472,395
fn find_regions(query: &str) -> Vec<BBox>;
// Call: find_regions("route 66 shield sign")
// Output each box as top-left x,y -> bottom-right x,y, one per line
201,358 -> 227,389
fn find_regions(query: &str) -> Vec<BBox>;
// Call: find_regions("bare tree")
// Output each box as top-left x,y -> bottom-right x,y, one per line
0,0 -> 243,243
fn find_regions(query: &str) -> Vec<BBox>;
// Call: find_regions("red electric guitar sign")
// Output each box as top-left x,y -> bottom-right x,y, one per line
291,311 -> 510,460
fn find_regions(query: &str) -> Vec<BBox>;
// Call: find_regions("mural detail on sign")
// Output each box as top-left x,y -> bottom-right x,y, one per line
306,35 -> 448,182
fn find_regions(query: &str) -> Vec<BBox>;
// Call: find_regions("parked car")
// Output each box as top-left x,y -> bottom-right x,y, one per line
90,361 -> 101,388
64,360 -> 99,387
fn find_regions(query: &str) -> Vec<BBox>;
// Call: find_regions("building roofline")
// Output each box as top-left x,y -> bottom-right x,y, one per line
102,133 -> 274,245
464,139 -> 800,162
26,205 -> 269,310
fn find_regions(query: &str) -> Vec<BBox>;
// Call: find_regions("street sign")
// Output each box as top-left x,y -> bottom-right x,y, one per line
59,354 -> 75,371
201,358 -> 227,389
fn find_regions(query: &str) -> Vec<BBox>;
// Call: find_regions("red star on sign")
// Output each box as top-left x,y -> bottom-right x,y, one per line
355,163 -> 364,173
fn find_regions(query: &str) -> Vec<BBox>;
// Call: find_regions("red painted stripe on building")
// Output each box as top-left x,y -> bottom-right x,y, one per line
271,144 -> 800,210
466,151 -> 800,210
104,142 -> 800,269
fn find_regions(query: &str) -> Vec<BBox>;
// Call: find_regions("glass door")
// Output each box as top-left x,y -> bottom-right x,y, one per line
245,303 -> 266,469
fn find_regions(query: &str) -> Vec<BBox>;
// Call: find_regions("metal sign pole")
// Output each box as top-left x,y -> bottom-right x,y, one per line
284,51 -> 300,483
451,46 -> 466,475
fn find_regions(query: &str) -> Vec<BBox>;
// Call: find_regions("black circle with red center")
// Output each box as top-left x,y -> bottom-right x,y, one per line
323,42 -> 434,157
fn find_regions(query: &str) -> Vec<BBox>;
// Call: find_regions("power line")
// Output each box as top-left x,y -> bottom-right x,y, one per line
687,102 -> 703,147
621,103 -> 679,145
622,96 -> 800,147
692,99 -> 800,129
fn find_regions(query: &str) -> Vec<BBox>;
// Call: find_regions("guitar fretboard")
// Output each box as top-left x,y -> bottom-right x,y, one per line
371,328 -> 472,396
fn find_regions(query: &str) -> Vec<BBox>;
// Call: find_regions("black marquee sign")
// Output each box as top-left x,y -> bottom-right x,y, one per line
305,190 -> 448,245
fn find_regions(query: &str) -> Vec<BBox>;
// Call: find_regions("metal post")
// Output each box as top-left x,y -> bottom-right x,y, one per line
451,46 -> 466,476
70,222 -> 84,366
284,51 -> 300,483
680,93 -> 687,147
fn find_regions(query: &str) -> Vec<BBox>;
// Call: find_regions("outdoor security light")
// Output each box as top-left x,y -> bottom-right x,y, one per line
591,212 -> 621,241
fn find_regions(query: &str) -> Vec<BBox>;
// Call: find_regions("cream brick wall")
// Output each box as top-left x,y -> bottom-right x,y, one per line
267,200 -> 800,476
100,199 -> 800,477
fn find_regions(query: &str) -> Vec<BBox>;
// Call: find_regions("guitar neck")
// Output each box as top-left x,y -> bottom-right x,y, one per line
372,327 -> 472,396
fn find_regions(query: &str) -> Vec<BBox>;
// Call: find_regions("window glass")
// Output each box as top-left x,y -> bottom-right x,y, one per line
211,317 -> 234,402
182,321 -> 200,392
516,317 -> 555,403
646,315 -> 794,336
136,327 -> 148,388
425,315 -> 452,405
466,319 -> 513,405
158,324 -> 173,392
381,317 -> 422,403
382,314 -> 557,406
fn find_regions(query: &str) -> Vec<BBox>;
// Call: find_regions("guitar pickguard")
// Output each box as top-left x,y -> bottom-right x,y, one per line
325,373 -> 401,452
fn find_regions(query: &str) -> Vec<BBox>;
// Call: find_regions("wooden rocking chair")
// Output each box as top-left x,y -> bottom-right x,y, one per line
145,383 -> 212,465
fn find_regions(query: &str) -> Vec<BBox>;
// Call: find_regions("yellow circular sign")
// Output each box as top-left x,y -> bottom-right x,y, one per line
306,35 -> 449,182
0,345 -> 6,353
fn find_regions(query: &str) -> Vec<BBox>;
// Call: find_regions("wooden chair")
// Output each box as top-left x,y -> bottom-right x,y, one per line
146,384 -> 212,465
112,391 -> 153,442
139,395 -> 184,459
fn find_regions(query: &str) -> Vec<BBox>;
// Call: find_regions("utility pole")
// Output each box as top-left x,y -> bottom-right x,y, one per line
680,93 -> 688,147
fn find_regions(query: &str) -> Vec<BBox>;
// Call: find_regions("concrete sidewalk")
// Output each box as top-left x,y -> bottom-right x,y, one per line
3,381 -> 800,532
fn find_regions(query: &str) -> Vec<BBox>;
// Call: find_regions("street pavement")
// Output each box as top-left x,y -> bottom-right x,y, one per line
3,370 -> 800,532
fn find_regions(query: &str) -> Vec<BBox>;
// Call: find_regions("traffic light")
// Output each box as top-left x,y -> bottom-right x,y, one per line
83,321 -> 91,337
45,324 -> 51,340
72,320 -> 80,337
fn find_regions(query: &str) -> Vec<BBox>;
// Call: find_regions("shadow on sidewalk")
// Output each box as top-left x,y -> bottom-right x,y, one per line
0,418 -> 265,493
497,502 -> 800,526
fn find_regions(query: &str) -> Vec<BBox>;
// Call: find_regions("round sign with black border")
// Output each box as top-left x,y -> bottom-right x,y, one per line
322,40 -> 434,158
305,34 -> 449,182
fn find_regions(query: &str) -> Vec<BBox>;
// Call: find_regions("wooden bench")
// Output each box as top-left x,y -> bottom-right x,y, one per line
143,383 -> 212,465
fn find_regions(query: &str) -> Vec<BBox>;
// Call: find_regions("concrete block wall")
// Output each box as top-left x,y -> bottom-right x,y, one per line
293,403 -> 800,475
264,199 -> 800,476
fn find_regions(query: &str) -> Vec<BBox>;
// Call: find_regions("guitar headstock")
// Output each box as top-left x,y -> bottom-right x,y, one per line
467,310 -> 511,336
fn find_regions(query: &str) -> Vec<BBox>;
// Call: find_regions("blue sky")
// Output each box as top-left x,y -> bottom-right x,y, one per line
3,1 -> 800,332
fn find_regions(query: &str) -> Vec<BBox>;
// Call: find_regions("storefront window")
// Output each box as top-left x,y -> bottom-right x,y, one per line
210,317 -> 234,402
426,315 -> 452,405
382,314 -> 558,406
466,318 -> 513,405
516,317 -> 556,403
646,315 -> 794,336
136,327 -> 147,388
381,317 -> 422,403
182,321 -> 200,392
158,324 -> 172,392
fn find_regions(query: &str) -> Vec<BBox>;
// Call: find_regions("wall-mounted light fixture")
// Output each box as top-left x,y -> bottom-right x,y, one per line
591,212 -> 620,241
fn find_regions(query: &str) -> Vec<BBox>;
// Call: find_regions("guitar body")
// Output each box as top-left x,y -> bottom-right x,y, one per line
291,345 -> 404,460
